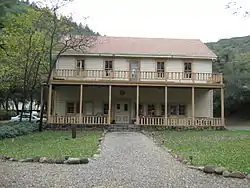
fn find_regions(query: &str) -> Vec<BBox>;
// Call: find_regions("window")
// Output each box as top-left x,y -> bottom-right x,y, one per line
168,104 -> 186,116
124,104 -> 128,111
157,62 -> 165,78
104,60 -> 113,76
169,104 -> 178,115
179,104 -> 186,115
116,104 -> 120,110
147,104 -> 155,116
103,103 -> 109,115
66,102 -> 75,113
184,62 -> 192,79
134,103 -> 144,116
161,104 -> 165,116
76,60 -> 85,70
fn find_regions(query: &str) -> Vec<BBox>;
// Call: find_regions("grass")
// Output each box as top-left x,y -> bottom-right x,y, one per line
152,130 -> 250,174
0,131 -> 102,159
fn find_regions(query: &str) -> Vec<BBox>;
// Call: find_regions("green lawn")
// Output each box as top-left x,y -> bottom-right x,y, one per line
0,131 -> 102,159
152,130 -> 250,174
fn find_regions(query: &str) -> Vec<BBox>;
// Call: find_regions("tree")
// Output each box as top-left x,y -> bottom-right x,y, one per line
0,8 -> 49,121
35,0 -> 97,132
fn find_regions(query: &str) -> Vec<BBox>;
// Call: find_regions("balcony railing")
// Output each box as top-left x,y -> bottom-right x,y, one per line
52,69 -> 223,84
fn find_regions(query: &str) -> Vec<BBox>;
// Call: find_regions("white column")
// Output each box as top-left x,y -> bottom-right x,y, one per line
165,86 -> 168,125
192,87 -> 195,125
79,84 -> 83,124
108,85 -> 112,124
47,84 -> 52,123
136,85 -> 139,124
221,87 -> 225,126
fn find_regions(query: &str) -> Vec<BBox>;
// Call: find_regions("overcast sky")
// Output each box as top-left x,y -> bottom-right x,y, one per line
50,0 -> 250,42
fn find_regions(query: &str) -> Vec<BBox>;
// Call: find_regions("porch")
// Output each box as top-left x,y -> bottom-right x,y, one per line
46,85 -> 224,127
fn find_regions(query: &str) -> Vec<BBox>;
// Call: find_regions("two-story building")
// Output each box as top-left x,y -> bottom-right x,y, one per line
46,36 -> 224,128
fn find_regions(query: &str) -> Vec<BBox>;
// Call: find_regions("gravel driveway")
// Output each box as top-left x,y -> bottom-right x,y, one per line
0,132 -> 249,188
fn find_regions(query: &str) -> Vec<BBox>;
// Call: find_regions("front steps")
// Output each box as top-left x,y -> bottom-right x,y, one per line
107,124 -> 141,132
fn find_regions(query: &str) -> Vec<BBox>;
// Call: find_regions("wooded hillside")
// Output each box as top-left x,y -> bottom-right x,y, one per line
207,36 -> 250,118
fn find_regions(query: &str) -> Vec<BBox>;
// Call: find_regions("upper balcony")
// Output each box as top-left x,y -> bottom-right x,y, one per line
52,69 -> 223,86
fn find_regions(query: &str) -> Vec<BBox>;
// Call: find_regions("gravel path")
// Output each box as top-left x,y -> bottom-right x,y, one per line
1,132 -> 249,188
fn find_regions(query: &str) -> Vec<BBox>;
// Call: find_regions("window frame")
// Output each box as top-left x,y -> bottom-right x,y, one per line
156,61 -> 165,78
103,103 -> 109,115
183,62 -> 192,79
168,103 -> 187,116
66,102 -> 75,114
104,60 -> 113,76
76,59 -> 85,70
147,104 -> 156,116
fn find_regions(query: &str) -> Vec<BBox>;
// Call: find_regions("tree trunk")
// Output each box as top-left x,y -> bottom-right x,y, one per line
13,99 -> 19,115
29,94 -> 33,122
20,100 -> 25,122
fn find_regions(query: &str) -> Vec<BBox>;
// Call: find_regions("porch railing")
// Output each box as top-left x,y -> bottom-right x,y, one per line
53,69 -> 223,84
50,116 -> 222,126
139,117 -> 222,126
50,116 -> 108,125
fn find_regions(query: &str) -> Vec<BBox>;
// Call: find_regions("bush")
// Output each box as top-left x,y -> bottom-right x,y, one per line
0,110 -> 16,121
0,122 -> 39,140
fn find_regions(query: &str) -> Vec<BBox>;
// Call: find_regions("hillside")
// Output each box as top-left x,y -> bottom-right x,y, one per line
206,35 -> 250,61
206,35 -> 250,118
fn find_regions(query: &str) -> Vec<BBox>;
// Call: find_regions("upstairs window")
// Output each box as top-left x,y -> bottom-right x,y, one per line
156,62 -> 165,78
184,62 -> 192,79
104,60 -> 113,76
76,60 -> 85,70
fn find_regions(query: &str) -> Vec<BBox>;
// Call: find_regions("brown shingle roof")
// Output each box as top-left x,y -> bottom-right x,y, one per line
66,36 -> 217,59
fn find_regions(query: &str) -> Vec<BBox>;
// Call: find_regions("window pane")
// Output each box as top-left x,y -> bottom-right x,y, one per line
105,60 -> 113,69
124,104 -> 128,111
161,104 -> 165,116
66,102 -> 74,113
179,104 -> 186,115
103,103 -> 109,115
184,62 -> 192,72
76,102 -> 80,113
157,62 -> 164,71
116,104 -> 120,110
170,105 -> 177,115
147,104 -> 155,116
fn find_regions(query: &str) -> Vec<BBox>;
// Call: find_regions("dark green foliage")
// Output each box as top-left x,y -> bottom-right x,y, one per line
0,122 -> 39,140
206,36 -> 250,117
0,110 -> 16,120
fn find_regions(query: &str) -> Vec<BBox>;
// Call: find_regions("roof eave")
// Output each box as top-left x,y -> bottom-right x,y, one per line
59,52 -> 217,60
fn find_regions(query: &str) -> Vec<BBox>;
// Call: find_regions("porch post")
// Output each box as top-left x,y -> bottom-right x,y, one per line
47,84 -> 52,123
221,87 -> 225,126
192,86 -> 195,125
79,84 -> 83,124
108,85 -> 112,124
39,85 -> 44,118
165,86 -> 168,125
53,89 -> 56,115
136,85 -> 139,124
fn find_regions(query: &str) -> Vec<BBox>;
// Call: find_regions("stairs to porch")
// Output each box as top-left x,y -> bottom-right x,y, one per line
107,124 -> 141,132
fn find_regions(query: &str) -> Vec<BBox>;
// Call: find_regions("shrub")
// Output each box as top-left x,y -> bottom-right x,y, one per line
0,122 -> 39,140
0,110 -> 16,121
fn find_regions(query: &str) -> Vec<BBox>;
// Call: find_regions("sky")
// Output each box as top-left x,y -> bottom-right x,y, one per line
42,0 -> 250,42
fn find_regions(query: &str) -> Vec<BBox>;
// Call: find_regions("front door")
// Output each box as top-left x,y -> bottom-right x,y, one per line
115,102 -> 130,124
130,61 -> 139,81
